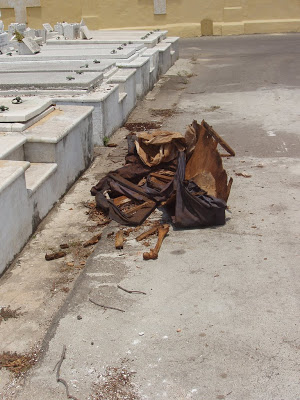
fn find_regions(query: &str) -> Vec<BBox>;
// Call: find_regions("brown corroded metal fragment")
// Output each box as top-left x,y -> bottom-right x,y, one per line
185,120 -> 233,202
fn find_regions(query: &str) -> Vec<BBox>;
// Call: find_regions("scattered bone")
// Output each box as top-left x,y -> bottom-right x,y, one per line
235,172 -> 252,178
45,251 -> 66,261
83,233 -> 102,248
115,230 -> 124,249
136,226 -> 158,242
60,243 -> 69,249
143,224 -> 169,260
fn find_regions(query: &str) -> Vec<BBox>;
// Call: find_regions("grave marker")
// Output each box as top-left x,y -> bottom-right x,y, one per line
43,23 -> 53,32
0,32 -> 8,51
21,37 -> 41,54
80,26 -> 92,40
24,28 -> 36,39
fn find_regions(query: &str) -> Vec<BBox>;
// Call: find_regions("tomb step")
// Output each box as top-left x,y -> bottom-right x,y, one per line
107,68 -> 137,121
107,68 -> 136,84
156,42 -> 172,75
23,105 -> 94,163
0,134 -> 26,161
25,162 -> 57,196
119,92 -> 127,103
0,159 -> 30,193
163,37 -> 180,62
0,160 -> 31,274
103,66 -> 119,79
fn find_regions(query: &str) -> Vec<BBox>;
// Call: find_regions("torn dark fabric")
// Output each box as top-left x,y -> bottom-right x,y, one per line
90,120 -> 234,228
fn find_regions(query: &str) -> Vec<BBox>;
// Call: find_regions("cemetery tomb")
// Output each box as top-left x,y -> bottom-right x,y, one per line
0,71 -> 104,91
0,59 -> 116,74
0,45 -> 139,62
0,101 -> 94,274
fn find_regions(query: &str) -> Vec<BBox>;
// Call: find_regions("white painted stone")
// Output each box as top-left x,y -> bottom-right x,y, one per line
156,42 -> 172,75
24,28 -> 36,39
54,23 -> 64,35
8,23 -> 26,34
154,0 -> 166,15
35,29 -> 47,43
43,23 -> 53,32
0,105 -> 94,273
55,83 -> 122,145
0,32 -> 8,51
0,159 -> 31,274
21,37 -> 40,54
164,36 -> 179,62
0,18 -> 4,33
25,162 -> 57,195
0,133 -> 26,160
64,24 -> 80,40
107,68 -> 137,121
116,57 -> 150,98
0,97 -> 53,122
80,25 -> 92,40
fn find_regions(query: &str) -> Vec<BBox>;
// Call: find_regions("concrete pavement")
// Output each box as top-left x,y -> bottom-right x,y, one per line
1,34 -> 299,399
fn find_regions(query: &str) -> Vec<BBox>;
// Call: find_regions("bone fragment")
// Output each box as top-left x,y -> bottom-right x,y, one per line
143,224 -> 169,260
115,230 -> 124,249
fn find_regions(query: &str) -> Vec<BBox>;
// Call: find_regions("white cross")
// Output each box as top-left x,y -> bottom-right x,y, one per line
153,0 -> 166,15
0,0 -> 41,24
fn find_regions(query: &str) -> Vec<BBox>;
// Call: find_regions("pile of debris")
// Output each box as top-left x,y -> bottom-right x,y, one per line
91,119 -> 235,258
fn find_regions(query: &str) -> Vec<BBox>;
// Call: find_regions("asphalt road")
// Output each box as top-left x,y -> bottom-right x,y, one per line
4,34 -> 300,400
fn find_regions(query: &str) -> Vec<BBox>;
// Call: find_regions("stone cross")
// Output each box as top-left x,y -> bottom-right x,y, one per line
154,0 -> 166,15
0,0 -> 41,24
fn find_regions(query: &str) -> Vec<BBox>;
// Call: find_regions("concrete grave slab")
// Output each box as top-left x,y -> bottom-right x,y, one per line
0,46 -> 138,61
0,97 -> 53,122
0,59 -> 116,74
0,71 -> 104,91
0,106 -> 55,132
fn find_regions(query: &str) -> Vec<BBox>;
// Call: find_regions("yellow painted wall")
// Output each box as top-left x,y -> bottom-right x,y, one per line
0,7 -> 15,28
244,0 -> 300,20
1,0 -> 300,36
